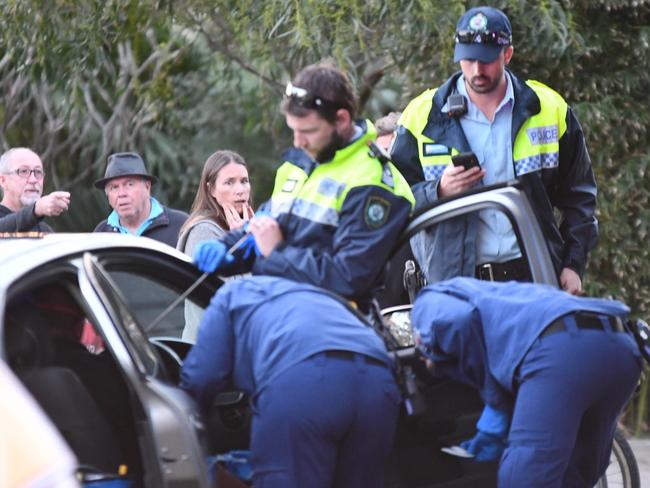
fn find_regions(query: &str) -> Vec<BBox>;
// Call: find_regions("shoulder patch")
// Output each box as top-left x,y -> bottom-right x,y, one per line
281,178 -> 299,193
423,143 -> 449,156
364,196 -> 391,229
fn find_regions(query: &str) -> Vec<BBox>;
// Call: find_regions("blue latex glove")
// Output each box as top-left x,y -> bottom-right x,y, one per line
193,240 -> 235,273
460,405 -> 509,461
476,405 -> 510,436
239,209 -> 272,259
206,450 -> 253,484
460,430 -> 506,461
240,232 -> 262,259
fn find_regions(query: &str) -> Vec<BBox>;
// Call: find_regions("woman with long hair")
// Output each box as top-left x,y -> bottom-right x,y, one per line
178,150 -> 254,340
178,150 -> 253,255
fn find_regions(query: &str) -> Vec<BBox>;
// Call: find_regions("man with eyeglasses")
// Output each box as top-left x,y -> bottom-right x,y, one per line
193,62 -> 414,312
391,6 -> 597,295
0,147 -> 70,233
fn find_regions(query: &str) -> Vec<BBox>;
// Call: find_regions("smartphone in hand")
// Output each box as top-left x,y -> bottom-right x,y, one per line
451,152 -> 481,171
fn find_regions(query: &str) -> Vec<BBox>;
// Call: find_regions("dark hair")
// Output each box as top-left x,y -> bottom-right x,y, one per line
180,150 -> 252,236
281,62 -> 357,123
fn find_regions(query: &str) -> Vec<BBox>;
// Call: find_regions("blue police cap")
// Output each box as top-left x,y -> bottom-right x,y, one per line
453,6 -> 512,64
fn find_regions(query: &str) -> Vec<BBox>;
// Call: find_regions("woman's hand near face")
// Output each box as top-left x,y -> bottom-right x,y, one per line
224,203 -> 244,230
224,202 -> 255,230
242,203 -> 255,222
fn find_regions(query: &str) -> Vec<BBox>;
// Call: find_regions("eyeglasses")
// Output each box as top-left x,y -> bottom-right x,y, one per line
5,167 -> 45,180
284,82 -> 339,111
455,30 -> 512,47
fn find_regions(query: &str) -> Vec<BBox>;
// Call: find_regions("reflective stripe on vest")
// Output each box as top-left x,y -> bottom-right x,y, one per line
398,89 -> 458,181
399,80 -> 568,180
512,80 -> 567,175
270,121 -> 414,227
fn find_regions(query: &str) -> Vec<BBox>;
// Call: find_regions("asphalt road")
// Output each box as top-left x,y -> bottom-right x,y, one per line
630,437 -> 650,486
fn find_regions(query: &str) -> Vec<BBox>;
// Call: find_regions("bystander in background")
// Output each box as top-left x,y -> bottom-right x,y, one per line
374,111 -> 401,152
0,148 -> 70,233
177,150 -> 253,256
93,152 -> 188,247
177,150 -> 254,341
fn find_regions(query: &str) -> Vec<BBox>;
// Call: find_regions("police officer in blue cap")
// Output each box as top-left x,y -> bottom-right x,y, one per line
392,6 -> 597,295
412,277 -> 642,487
180,276 -> 400,487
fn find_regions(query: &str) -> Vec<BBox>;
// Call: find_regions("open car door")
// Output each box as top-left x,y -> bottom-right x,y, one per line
81,251 -> 214,488
381,182 -> 557,487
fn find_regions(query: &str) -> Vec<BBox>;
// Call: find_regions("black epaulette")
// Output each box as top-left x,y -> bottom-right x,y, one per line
368,141 -> 394,188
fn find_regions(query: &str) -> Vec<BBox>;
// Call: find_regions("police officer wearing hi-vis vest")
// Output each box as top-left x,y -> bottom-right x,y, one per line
193,62 -> 414,309
391,6 -> 597,295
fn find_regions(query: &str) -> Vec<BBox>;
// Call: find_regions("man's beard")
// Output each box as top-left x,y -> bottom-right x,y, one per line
20,187 -> 42,206
466,73 -> 501,94
315,130 -> 347,163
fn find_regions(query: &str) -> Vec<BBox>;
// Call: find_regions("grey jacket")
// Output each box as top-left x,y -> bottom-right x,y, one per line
0,204 -> 53,233
177,219 -> 227,256
177,219 -> 228,342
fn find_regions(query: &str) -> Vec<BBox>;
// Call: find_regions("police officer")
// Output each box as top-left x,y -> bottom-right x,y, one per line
391,6 -> 596,295
180,276 -> 400,487
412,277 -> 642,487
193,62 -> 414,309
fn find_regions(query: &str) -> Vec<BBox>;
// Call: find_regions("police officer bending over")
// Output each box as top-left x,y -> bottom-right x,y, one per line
412,277 -> 642,487
180,276 -> 400,488
194,62 -> 414,310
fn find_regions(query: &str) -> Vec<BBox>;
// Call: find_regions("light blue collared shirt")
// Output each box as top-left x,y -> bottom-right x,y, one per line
107,197 -> 163,236
456,72 -> 521,264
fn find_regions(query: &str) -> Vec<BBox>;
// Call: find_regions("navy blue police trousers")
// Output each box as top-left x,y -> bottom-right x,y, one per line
249,351 -> 400,488
499,318 -> 642,487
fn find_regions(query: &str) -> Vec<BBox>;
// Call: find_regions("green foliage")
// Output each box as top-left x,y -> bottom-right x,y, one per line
1,0 -> 650,430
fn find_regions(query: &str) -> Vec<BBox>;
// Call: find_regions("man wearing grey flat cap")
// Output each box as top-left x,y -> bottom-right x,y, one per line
94,152 -> 188,247
392,6 -> 597,296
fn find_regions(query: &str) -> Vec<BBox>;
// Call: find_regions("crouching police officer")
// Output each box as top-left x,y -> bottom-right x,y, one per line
411,277 -> 642,488
192,62 -> 414,312
180,276 -> 400,488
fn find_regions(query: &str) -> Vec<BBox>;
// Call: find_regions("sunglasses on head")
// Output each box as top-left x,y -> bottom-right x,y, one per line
284,82 -> 339,111
455,30 -> 512,47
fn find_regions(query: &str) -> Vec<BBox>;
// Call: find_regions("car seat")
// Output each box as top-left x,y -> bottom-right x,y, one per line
19,366 -> 123,473
7,308 -> 125,474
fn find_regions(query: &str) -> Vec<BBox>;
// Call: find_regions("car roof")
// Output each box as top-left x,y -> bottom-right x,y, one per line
0,233 -> 190,289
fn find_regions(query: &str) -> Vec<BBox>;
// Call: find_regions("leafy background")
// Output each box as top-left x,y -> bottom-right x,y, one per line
1,0 -> 649,431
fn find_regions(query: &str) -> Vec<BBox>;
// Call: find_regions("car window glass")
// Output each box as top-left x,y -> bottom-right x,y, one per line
84,257 -> 159,376
107,272 -> 190,338
101,270 -> 211,343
